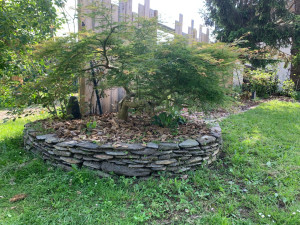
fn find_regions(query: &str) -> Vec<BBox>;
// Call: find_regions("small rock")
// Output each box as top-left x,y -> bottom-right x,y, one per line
60,157 -> 82,165
45,136 -> 60,144
83,161 -> 101,169
105,151 -> 128,156
187,157 -> 203,164
158,143 -> 179,150
76,142 -> 99,150
131,148 -> 156,156
53,150 -> 71,157
210,125 -> 222,138
56,141 -> 78,148
94,155 -> 114,160
155,159 -> 177,165
197,135 -> 216,146
36,134 -> 56,140
114,143 -> 145,151
159,154 -> 171,160
147,142 -> 159,149
101,162 -> 151,177
179,139 -> 199,148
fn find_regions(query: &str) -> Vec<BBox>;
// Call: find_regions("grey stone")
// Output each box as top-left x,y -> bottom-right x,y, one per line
94,155 -> 114,160
131,148 -> 156,156
76,142 -> 99,150
210,125 -> 222,138
105,151 -> 128,156
98,144 -> 113,149
158,143 -> 179,151
83,161 -> 102,169
147,163 -> 166,168
53,150 -> 71,157
60,157 -> 82,164
187,157 -> 203,164
197,135 -> 216,146
133,160 -> 150,164
185,146 -> 201,150
173,150 -> 190,154
155,159 -> 177,165
179,139 -> 199,148
177,167 -> 190,173
189,151 -> 205,155
166,166 -> 180,172
74,154 -> 83,159
101,162 -> 151,177
212,149 -> 220,156
36,134 -> 56,140
179,156 -> 192,161
151,167 -> 166,171
83,157 -> 100,161
45,136 -> 60,144
140,156 -> 158,161
114,143 -> 145,151
115,155 -> 140,159
147,142 -> 159,149
154,150 -> 173,156
128,164 -> 145,168
189,162 -> 202,167
56,141 -> 78,147
110,160 -> 127,165
158,154 -> 171,160
53,145 -> 69,151
69,149 -> 93,155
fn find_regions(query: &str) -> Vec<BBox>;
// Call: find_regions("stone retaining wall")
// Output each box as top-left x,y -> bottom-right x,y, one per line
23,122 -> 223,177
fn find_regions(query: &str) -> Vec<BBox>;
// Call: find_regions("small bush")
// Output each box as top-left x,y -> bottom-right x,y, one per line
152,111 -> 186,128
243,69 -> 278,98
282,79 -> 297,98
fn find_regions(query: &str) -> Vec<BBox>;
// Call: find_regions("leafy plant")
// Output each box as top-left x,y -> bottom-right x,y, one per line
282,79 -> 297,98
152,112 -> 186,128
243,69 -> 278,98
86,121 -> 97,129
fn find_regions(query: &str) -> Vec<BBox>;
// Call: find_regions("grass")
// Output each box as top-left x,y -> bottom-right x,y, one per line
0,100 -> 299,224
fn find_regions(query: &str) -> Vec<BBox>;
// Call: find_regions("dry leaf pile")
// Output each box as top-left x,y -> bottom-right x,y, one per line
41,113 -> 209,143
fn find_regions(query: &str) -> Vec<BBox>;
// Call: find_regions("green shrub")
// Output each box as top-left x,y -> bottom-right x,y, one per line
243,69 -> 278,98
282,79 -> 297,98
152,111 -> 186,128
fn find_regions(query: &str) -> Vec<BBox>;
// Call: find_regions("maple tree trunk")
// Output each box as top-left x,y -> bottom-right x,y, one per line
118,103 -> 129,121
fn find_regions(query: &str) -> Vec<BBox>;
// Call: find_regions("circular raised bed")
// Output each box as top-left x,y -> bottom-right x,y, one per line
23,122 -> 223,177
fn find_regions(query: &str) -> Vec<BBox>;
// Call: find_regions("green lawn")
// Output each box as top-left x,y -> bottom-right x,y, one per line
0,100 -> 299,224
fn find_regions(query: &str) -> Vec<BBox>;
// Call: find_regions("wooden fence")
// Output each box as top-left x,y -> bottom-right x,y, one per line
78,0 -> 210,115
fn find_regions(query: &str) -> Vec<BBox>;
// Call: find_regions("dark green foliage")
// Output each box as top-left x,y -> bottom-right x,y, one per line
204,0 -> 296,67
152,112 -> 186,128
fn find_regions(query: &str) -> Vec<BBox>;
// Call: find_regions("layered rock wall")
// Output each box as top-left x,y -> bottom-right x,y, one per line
23,123 -> 222,177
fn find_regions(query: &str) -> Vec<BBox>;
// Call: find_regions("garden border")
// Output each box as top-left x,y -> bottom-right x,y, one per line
23,122 -> 223,177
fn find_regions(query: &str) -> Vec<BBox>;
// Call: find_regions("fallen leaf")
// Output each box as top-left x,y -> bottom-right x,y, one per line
9,194 -> 27,203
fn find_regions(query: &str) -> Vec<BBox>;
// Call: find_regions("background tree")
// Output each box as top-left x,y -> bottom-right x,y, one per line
0,0 -> 66,108
203,0 -> 296,67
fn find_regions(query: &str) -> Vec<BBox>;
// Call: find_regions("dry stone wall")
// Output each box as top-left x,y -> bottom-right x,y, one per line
23,123 -> 223,177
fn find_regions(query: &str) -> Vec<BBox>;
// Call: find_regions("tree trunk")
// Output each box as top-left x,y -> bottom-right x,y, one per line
118,102 -> 129,121
291,0 -> 300,90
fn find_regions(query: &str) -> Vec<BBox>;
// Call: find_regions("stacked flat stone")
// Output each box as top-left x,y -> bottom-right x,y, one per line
23,123 -> 222,177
